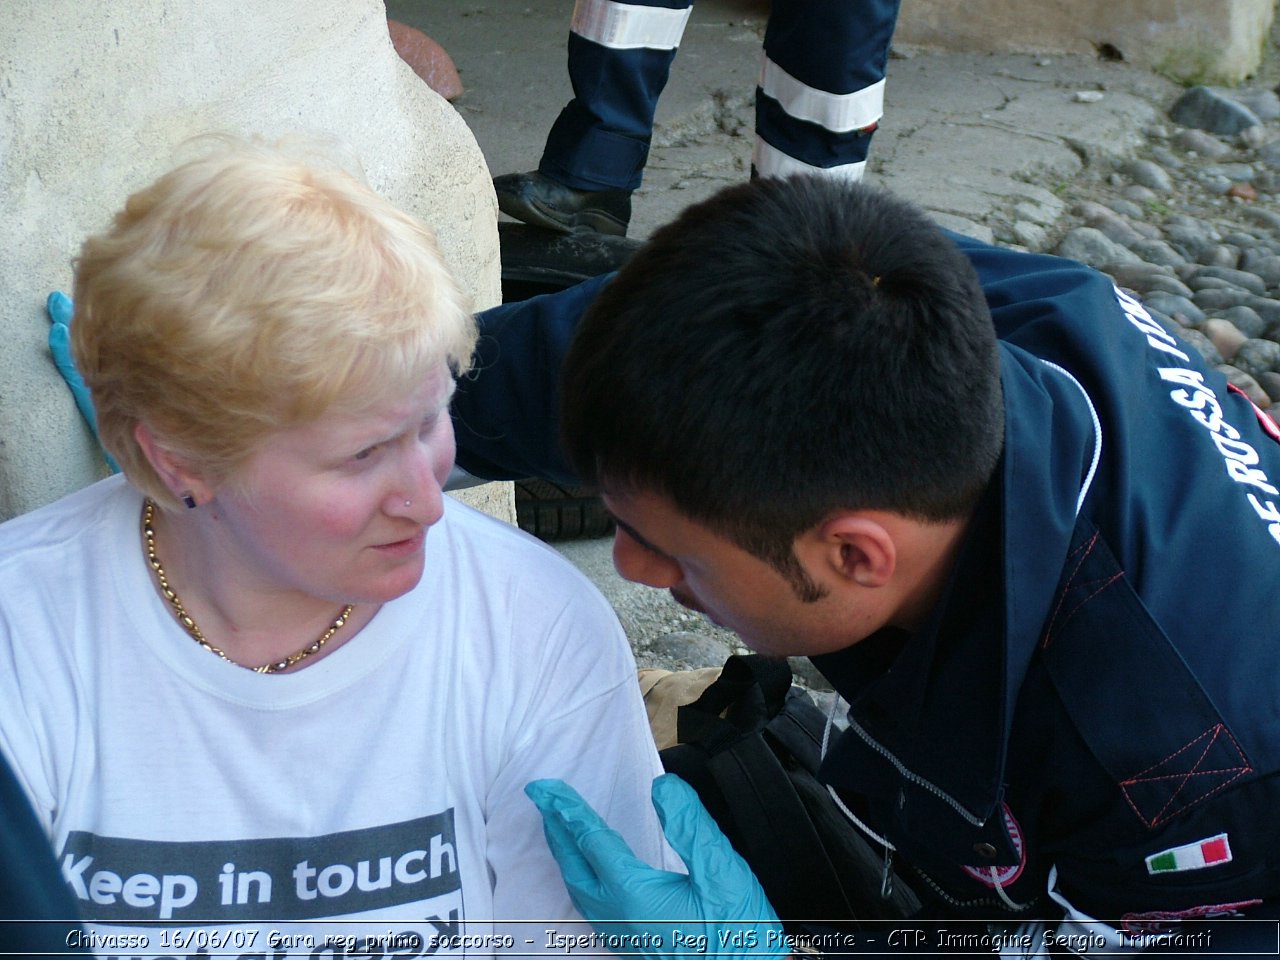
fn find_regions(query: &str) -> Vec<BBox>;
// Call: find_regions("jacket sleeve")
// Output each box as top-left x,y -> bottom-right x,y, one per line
0,750 -> 84,946
450,273 -> 614,485
947,230 -> 1136,350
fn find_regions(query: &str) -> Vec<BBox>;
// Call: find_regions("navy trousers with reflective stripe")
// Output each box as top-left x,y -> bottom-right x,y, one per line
539,0 -> 902,191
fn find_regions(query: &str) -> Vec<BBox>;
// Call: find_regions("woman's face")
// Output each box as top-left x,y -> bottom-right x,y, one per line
207,365 -> 457,606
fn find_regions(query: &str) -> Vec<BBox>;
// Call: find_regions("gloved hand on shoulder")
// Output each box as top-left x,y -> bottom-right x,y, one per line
525,773 -> 789,959
46,291 -> 119,473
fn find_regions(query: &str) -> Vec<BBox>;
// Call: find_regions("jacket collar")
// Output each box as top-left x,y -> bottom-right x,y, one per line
815,342 -> 1100,821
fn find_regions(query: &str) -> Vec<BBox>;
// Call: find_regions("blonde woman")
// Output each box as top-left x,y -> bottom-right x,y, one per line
0,137 -> 671,953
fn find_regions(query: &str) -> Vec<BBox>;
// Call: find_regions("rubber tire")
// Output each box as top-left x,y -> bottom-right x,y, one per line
499,222 -> 640,541
499,221 -> 640,302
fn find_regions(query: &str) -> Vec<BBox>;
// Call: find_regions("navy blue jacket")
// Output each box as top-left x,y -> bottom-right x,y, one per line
452,236 -> 1280,934
1,751 -> 82,956
815,238 -> 1280,933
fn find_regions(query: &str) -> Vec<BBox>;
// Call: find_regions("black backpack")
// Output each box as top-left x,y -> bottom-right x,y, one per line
658,654 -> 919,934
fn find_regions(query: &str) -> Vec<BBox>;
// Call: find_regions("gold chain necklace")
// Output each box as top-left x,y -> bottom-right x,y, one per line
142,499 -> 355,674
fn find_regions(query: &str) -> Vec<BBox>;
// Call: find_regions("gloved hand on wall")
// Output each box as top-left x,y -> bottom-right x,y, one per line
46,291 -> 119,473
525,774 -> 789,959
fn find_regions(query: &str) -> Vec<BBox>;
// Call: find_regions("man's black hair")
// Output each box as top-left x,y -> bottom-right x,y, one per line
561,176 -> 1004,595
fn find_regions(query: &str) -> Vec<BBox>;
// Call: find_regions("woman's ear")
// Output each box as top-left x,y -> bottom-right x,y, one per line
817,513 -> 897,589
133,422 -> 214,505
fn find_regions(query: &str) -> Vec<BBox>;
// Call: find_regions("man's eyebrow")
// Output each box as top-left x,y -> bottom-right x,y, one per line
607,512 -> 675,561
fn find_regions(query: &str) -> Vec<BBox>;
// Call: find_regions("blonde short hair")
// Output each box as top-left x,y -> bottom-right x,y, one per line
72,135 -> 476,511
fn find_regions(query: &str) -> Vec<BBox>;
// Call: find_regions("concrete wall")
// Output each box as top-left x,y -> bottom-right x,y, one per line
897,0 -> 1277,85
0,0 -> 510,522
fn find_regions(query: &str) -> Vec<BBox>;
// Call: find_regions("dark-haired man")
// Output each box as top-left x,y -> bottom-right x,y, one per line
454,176 -> 1280,953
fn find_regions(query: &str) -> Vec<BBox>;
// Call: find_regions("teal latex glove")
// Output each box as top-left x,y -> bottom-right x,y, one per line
46,292 -> 119,473
525,774 -> 789,959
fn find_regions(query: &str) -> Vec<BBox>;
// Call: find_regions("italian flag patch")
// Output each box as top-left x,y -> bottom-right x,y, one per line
1146,834 -> 1232,875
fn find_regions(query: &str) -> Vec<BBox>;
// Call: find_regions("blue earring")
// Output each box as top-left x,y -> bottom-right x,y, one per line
182,493 -> 197,510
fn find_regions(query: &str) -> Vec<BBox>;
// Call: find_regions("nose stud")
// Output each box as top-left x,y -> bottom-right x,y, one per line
404,500 -> 412,508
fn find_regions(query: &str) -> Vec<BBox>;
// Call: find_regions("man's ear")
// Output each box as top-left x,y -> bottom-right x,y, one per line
815,513 -> 896,589
133,422 -> 215,504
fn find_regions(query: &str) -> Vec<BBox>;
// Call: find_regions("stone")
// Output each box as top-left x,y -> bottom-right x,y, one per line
1147,307 -> 1190,337
1055,227 -> 1139,269
1217,365 -> 1273,408
1188,276 -> 1237,292
1227,182 -> 1259,202
1072,200 -> 1119,225
1012,195 -> 1066,226
1148,145 -> 1184,170
1143,274 -> 1198,298
1172,128 -> 1232,160
387,19 -> 463,101
1225,231 -> 1267,249
1122,184 -> 1158,204
1229,87 -> 1280,121
1255,168 -> 1280,194
1129,220 -> 1163,240
1163,222 -> 1220,261
1203,163 -> 1258,182
1093,217 -> 1145,249
1123,158 -> 1174,192
1169,86 -> 1262,136
1218,305 -> 1269,339
1258,138 -> 1280,168
1139,292 -> 1205,326
1244,208 -> 1280,233
1197,244 -> 1241,268
1200,174 -> 1235,195
1129,238 -> 1187,269
1232,338 -> 1280,378
1240,252 -> 1280,286
1244,296 -> 1280,324
1200,318 -> 1248,360
1193,287 -> 1252,311
646,631 -> 736,670
1106,197 -> 1148,220
1239,125 -> 1273,150
1191,265 -> 1268,296
1178,327 -> 1225,365
1008,221 -> 1048,250
1257,371 -> 1280,403
1109,265 -> 1191,298
1106,262 -> 1177,286
1165,213 -> 1219,234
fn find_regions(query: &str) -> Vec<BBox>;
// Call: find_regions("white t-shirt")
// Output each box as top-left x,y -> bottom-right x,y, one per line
0,476 -> 672,958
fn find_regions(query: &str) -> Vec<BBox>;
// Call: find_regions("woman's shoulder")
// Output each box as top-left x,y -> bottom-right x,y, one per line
435,497 -> 613,608
428,498 -> 635,685
0,475 -> 135,564
439,496 -> 588,564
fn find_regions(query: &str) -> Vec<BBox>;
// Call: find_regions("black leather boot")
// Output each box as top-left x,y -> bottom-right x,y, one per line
493,171 -> 631,236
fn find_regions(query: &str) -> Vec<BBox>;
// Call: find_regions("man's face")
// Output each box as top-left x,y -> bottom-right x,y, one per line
602,488 -> 879,658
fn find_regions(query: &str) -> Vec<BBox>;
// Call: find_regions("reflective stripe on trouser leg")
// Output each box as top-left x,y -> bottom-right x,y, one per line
539,0 -> 694,192
753,0 -> 902,180
571,0 -> 692,49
